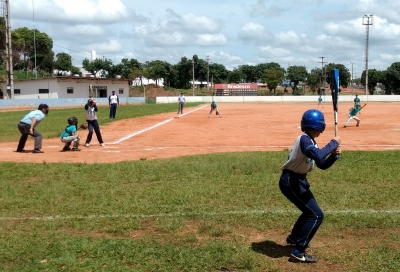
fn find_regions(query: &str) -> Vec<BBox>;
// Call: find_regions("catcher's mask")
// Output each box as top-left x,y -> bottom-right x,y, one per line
68,116 -> 78,125
301,109 -> 325,132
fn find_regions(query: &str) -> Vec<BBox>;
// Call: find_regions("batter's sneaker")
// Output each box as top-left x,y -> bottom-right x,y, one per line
289,251 -> 318,263
85,143 -> 90,147
100,143 -> 105,147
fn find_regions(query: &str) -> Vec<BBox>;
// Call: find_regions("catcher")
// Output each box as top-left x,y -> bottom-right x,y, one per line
208,100 -> 222,118
60,117 -> 81,151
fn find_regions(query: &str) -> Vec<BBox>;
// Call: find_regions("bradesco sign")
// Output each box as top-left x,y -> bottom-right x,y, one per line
214,83 -> 258,89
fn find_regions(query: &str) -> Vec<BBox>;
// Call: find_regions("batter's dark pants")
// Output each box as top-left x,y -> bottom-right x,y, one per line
17,122 -> 42,150
85,119 -> 104,144
178,102 -> 184,114
109,104 -> 117,119
279,170 -> 324,252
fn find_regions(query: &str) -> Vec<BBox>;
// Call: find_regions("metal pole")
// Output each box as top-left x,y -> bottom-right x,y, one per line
318,57 -> 325,95
207,55 -> 210,89
5,0 -> 13,98
32,0 -> 37,78
192,59 -> 195,96
363,15 -> 373,95
350,62 -> 355,96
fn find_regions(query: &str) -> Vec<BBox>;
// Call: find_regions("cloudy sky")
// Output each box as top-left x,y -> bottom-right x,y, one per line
9,0 -> 400,78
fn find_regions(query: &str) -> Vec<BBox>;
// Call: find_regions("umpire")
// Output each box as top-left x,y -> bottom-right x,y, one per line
16,103 -> 49,153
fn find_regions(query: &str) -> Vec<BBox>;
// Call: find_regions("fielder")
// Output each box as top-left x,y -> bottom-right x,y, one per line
279,109 -> 341,263
317,95 -> 323,108
208,100 -> 222,118
60,117 -> 81,151
344,104 -> 366,128
354,94 -> 360,106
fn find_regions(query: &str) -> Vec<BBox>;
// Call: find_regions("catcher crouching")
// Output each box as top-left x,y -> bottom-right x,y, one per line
60,117 -> 81,151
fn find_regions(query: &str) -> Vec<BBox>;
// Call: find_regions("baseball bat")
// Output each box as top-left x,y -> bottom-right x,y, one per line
330,69 -> 340,158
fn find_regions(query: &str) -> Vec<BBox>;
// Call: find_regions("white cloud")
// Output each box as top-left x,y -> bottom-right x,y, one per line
238,22 -> 271,42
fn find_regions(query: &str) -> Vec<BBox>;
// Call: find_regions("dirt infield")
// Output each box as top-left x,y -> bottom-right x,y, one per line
1,102 -> 399,164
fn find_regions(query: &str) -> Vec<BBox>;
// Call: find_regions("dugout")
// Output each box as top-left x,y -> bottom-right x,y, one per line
214,83 -> 258,96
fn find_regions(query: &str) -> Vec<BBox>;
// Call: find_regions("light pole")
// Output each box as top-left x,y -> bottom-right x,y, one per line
318,57 -> 325,94
192,59 -> 195,96
350,62 -> 355,96
32,0 -> 37,78
206,55 -> 210,89
362,14 -> 373,95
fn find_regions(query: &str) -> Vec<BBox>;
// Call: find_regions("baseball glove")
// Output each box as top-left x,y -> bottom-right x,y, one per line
79,122 -> 88,130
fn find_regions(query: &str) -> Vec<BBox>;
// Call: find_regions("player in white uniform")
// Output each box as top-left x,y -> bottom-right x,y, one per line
279,109 -> 341,263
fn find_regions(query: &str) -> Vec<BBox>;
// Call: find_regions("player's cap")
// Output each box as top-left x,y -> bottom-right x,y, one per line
38,104 -> 49,110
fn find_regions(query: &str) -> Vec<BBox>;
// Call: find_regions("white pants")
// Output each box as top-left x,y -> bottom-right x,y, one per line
345,115 -> 360,126
61,135 -> 80,148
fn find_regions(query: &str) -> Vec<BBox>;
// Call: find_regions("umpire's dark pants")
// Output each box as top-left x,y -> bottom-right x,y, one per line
109,104 -> 117,119
279,170 -> 324,252
178,102 -> 184,114
85,119 -> 104,144
17,122 -> 42,150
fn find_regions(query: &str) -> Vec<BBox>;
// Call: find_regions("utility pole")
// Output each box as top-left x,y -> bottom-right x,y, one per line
350,62 -> 355,96
32,0 -> 37,78
206,55 -> 210,89
192,59 -> 195,96
318,57 -> 326,95
363,14 -> 373,95
3,0 -> 14,98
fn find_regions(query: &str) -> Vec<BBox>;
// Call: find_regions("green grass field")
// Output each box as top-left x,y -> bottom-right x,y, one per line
1,105 -> 400,271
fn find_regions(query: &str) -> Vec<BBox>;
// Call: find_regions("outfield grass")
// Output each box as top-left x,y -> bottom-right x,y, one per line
1,151 -> 400,271
1,103 -> 202,142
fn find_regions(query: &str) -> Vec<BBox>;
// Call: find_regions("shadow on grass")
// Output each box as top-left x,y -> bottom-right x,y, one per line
251,240 -> 292,259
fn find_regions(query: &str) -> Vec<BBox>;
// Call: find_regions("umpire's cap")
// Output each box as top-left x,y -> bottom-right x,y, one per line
38,104 -> 49,110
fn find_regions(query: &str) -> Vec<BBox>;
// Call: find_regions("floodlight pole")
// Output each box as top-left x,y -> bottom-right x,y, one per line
206,55 -> 210,89
192,59 -> 195,96
350,62 -> 355,96
4,0 -> 14,98
362,14 -> 373,95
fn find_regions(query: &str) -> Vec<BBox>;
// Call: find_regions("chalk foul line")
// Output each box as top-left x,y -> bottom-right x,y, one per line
1,209 -> 400,221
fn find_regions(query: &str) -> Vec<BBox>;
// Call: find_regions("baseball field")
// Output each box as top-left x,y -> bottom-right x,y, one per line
1,101 -> 400,271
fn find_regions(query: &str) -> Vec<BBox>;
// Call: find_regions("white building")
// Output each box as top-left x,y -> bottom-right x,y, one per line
1,76 -> 130,99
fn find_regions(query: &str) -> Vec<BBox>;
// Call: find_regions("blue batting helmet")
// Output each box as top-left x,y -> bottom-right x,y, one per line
301,109 -> 326,132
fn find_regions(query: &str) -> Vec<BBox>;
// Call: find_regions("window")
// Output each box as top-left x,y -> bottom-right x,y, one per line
14,89 -> 21,94
67,87 -> 74,94
39,89 -> 49,94
119,88 -> 124,94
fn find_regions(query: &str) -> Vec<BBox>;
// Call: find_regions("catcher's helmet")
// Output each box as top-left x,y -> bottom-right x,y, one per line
301,109 -> 325,132
68,116 -> 78,125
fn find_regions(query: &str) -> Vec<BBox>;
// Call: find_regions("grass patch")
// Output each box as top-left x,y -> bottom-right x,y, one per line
1,151 -> 400,270
0,103 -> 202,142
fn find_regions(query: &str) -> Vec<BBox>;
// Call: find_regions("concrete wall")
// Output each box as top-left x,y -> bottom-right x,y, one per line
0,97 -> 145,110
156,95 -> 400,104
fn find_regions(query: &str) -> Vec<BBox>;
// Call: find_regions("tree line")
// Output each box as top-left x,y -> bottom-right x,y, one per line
1,25 -> 400,94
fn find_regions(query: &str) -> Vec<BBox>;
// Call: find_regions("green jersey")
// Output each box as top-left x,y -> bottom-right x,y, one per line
349,107 -> 361,116
211,102 -> 217,109
354,97 -> 360,105
318,97 -> 322,102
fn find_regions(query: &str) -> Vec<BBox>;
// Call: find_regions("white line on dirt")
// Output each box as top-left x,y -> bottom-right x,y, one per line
178,105 -> 208,118
1,209 -> 400,221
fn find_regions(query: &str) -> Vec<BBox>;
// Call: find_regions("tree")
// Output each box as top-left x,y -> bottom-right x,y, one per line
192,55 -> 208,87
54,52 -> 72,75
147,60 -> 171,86
227,69 -> 243,83
261,69 -> 285,93
286,65 -> 308,92
209,63 -> 229,84
170,57 -> 192,89
71,66 -> 82,76
361,69 -> 382,94
306,68 -> 322,94
324,63 -> 351,88
82,58 -> 112,77
381,62 -> 400,94
11,27 -> 53,71
239,64 -> 258,83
